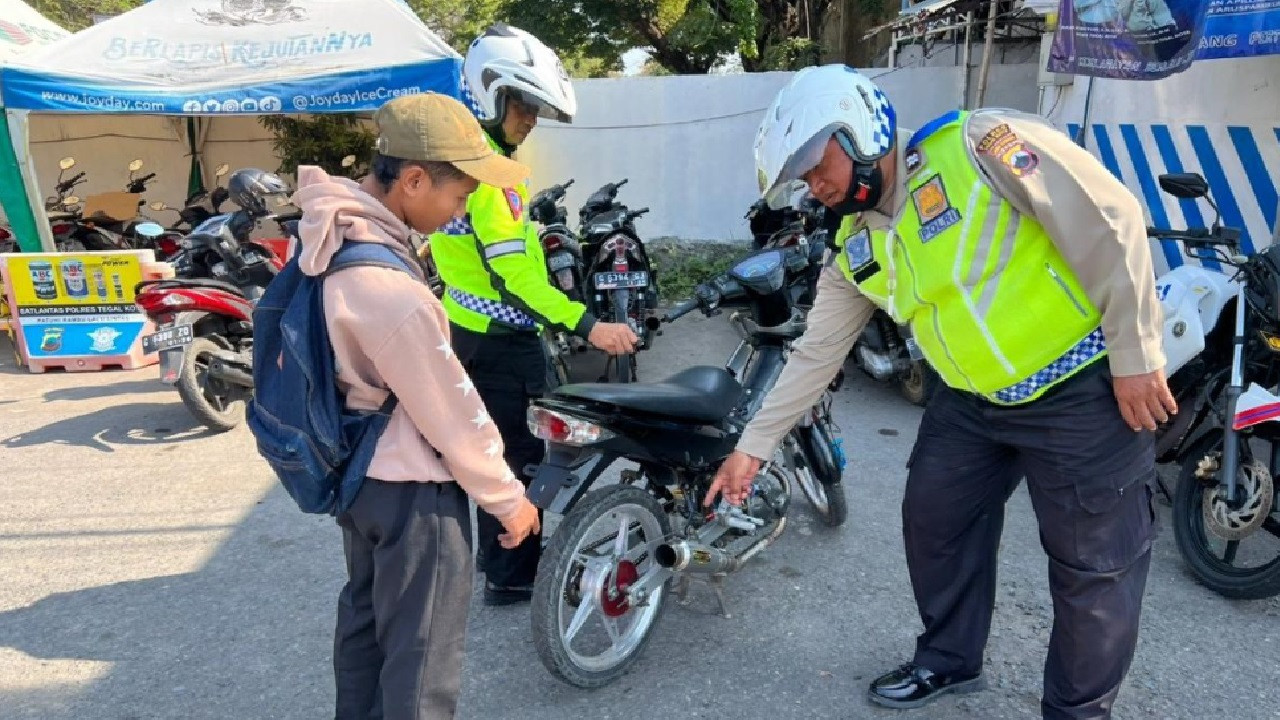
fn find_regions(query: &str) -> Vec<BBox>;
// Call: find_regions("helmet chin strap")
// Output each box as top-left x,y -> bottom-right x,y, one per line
828,131 -> 885,217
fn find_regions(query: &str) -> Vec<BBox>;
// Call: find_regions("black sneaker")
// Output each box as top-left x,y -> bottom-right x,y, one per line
483,582 -> 533,606
867,662 -> 986,709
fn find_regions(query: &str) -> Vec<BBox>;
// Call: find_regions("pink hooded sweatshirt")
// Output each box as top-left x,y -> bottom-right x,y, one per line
291,166 -> 525,521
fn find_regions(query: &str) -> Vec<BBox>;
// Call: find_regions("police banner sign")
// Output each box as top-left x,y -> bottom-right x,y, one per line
1196,0 -> 1280,60
1048,0 -> 1280,80
1047,0 -> 1213,79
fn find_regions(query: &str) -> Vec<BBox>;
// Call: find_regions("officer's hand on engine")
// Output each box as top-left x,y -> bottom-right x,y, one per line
1112,368 -> 1178,432
588,322 -> 638,355
704,451 -> 761,507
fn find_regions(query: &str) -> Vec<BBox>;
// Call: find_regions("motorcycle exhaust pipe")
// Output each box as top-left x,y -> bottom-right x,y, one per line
654,517 -> 788,575
208,356 -> 254,389
654,540 -> 739,574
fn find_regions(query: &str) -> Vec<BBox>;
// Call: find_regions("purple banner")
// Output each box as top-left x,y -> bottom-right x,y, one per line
1047,0 -> 1213,79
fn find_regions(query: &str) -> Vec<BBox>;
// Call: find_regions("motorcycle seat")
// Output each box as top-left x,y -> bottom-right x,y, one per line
552,366 -> 741,423
138,277 -> 247,297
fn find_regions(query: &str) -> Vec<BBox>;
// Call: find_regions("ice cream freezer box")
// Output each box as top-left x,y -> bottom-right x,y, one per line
0,250 -> 175,373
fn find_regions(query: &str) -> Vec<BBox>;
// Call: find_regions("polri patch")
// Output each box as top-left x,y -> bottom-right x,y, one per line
504,188 -> 524,221
976,122 -> 1039,178
912,175 -> 962,243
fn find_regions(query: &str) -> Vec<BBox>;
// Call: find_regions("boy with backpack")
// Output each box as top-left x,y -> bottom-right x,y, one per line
248,92 -> 541,719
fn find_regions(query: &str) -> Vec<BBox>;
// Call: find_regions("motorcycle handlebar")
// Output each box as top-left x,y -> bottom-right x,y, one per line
662,297 -> 701,323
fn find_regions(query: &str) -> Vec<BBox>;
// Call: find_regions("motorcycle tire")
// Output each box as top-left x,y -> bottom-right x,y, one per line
792,417 -> 849,527
531,485 -> 671,689
1172,430 -> 1280,600
899,360 -> 940,407
612,290 -> 636,383
177,337 -> 245,433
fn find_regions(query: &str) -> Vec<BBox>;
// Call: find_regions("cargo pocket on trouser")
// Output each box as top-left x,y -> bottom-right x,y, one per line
1071,470 -> 1157,573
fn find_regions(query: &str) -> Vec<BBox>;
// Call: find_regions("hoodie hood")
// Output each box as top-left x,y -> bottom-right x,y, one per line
291,165 -> 424,280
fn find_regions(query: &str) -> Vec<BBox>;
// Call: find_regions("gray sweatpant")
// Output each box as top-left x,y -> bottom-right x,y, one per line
333,479 -> 474,720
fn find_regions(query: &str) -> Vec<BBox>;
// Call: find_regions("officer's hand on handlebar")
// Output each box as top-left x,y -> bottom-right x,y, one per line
704,451 -> 761,507
588,321 -> 638,355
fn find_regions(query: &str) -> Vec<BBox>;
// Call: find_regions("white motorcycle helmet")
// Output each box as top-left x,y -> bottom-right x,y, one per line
754,64 -> 897,213
462,23 -> 577,126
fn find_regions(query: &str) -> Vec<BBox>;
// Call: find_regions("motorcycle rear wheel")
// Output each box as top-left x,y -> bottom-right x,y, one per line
898,360 -> 939,407
1172,431 -> 1280,600
177,337 -> 245,433
531,485 -> 670,688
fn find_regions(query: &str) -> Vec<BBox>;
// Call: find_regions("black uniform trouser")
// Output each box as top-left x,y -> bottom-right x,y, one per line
451,325 -> 547,588
904,361 -> 1156,720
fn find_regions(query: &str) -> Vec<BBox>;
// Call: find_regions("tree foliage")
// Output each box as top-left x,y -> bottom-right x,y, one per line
257,115 -> 375,179
29,0 -> 143,31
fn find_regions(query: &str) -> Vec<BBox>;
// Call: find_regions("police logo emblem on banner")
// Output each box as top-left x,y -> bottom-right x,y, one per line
912,175 -> 962,243
846,228 -> 873,269
504,188 -> 524,221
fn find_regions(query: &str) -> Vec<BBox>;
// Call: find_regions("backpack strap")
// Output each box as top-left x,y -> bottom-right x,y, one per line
322,241 -> 418,417
323,241 -> 416,278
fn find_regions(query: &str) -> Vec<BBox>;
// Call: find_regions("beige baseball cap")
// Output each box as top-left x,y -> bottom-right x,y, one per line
373,92 -> 530,188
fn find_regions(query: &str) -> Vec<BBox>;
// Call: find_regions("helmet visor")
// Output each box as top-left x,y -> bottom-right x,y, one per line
762,125 -> 839,210
504,87 -> 571,124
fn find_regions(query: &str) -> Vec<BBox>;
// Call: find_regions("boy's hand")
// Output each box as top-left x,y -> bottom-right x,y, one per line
499,499 -> 541,549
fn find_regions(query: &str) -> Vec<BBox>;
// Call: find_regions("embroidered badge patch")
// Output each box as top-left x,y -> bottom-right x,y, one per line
905,147 -> 925,177
504,188 -> 524,221
912,175 -> 962,243
845,228 -> 873,269
976,123 -> 1039,178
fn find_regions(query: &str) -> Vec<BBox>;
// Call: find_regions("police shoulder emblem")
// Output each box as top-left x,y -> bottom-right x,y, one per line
504,188 -> 524,221
911,175 -> 962,243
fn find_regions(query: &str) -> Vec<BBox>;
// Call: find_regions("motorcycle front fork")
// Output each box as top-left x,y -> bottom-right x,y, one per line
1218,284 -> 1248,507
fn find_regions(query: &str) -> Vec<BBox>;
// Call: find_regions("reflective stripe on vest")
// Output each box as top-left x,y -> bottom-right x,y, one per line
834,111 -> 1105,404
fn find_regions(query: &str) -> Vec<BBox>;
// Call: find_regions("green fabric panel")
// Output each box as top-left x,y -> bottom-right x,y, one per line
0,109 -> 42,252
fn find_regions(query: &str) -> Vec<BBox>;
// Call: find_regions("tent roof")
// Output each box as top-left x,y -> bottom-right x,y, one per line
0,0 -> 70,66
1,0 -> 462,114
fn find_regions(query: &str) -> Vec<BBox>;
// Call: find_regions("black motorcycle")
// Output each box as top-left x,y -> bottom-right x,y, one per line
529,178 -> 588,385
576,178 -> 660,382
749,195 -> 939,405
525,240 -> 848,688
1147,172 -> 1280,600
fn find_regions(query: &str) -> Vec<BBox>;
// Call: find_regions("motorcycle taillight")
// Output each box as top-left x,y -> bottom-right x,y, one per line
51,223 -> 72,235
0,227 -> 10,241
543,235 -> 563,251
527,406 -> 615,446
158,237 -> 181,258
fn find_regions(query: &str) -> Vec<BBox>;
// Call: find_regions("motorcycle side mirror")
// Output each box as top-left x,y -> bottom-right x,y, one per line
214,163 -> 230,178
59,157 -> 76,170
63,196 -> 80,206
150,201 -> 169,211
341,154 -> 356,168
1158,173 -> 1209,199
128,159 -> 144,172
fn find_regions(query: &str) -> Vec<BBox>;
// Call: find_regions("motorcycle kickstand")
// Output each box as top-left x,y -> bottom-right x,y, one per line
673,572 -> 733,619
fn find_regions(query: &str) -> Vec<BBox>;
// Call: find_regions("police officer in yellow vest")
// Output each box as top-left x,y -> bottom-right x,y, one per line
707,66 -> 1177,718
431,23 -> 637,606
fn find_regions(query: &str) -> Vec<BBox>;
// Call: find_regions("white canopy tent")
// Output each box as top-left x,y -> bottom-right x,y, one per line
0,0 -> 69,251
1,0 -> 463,251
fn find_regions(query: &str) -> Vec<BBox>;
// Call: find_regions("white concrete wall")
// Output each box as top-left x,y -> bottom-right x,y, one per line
520,66 -> 1041,244
1042,55 -> 1280,275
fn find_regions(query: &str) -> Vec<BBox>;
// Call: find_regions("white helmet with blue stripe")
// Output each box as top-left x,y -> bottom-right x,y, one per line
754,65 -> 896,210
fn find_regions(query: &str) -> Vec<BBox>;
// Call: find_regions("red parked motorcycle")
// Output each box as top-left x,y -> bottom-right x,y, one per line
135,168 -> 295,432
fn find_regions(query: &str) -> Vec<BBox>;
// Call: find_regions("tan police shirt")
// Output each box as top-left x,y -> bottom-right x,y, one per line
736,109 -> 1165,460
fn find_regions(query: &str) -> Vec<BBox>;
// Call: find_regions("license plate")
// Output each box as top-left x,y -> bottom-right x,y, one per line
142,323 -> 194,354
593,270 -> 649,290
548,253 -> 576,271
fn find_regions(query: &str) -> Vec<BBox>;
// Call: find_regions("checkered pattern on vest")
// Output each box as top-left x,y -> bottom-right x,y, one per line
992,328 -> 1106,404
447,287 -> 536,329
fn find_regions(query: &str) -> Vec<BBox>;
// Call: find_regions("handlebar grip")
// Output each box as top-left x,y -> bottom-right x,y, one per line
617,179 -> 629,188
662,298 -> 700,323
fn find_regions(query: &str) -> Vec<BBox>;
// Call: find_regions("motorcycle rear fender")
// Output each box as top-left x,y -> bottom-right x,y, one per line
527,446 -> 618,514
158,347 -> 185,384
1233,383 -> 1280,431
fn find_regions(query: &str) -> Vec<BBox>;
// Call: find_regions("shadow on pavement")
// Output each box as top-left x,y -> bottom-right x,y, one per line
2,402 -> 217,453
